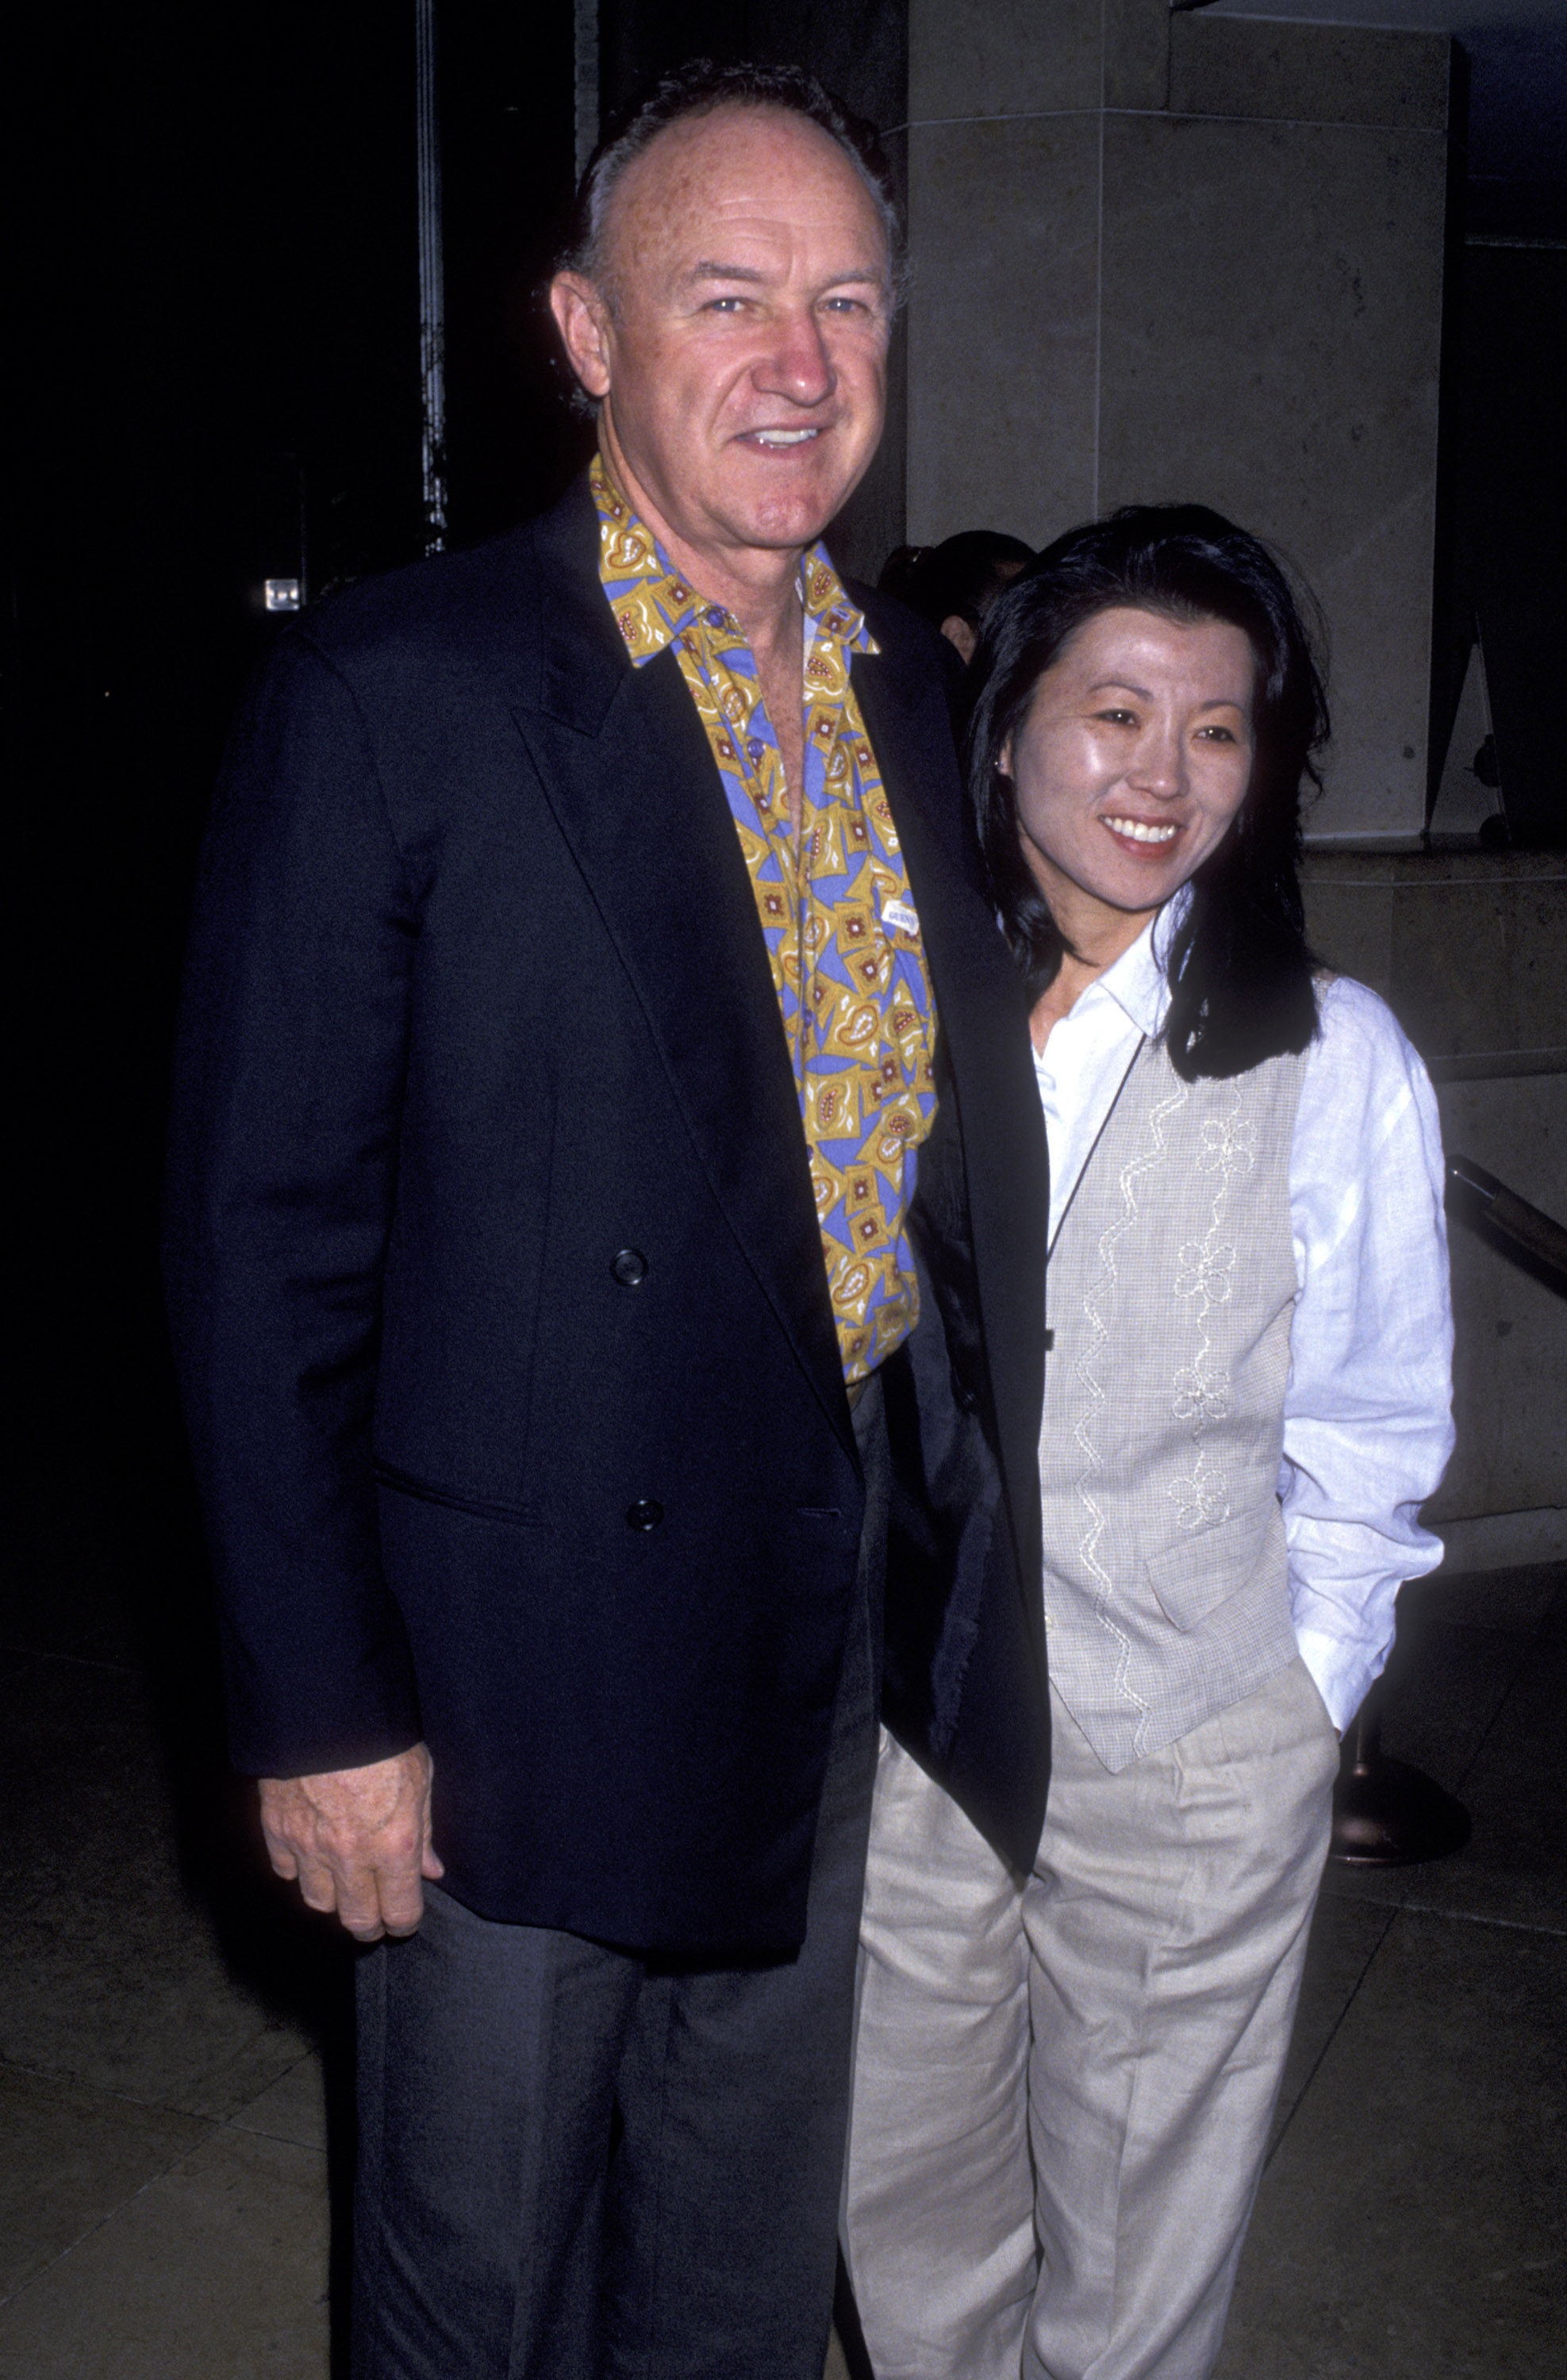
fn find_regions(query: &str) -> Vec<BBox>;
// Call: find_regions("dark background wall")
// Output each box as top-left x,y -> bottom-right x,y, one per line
9,4 -> 565,1673
1438,236 -> 1567,846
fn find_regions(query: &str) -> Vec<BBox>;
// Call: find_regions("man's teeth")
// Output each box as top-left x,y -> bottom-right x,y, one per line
1104,816 -> 1178,844
753,428 -> 820,447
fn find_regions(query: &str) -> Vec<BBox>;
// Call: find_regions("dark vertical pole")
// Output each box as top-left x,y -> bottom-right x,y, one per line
417,0 -> 447,553
574,0 -> 600,186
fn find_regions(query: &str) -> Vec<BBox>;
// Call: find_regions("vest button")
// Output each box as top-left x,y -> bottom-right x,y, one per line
625,1499 -> 663,1531
610,1247 -> 648,1287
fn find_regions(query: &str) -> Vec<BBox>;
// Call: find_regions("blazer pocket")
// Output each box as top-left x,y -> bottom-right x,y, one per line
1145,1509 -> 1272,1633
371,1461 -> 543,1529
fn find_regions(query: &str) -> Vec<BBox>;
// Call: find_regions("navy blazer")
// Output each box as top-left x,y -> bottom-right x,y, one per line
165,475 -> 1050,1956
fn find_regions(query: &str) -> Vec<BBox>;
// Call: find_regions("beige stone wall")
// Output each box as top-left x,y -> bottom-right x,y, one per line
905,0 -> 1450,839
1300,853 -> 1567,1541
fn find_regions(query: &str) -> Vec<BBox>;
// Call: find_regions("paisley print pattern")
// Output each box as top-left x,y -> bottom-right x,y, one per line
592,452 -> 937,1381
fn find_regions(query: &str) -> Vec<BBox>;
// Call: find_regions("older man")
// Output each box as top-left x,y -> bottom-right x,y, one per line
166,60 -> 1048,2380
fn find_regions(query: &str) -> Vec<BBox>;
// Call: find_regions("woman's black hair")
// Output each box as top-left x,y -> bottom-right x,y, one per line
879,531 -> 1035,635
967,503 -> 1329,1081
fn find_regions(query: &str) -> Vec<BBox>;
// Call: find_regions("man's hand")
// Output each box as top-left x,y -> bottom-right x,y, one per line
259,1745 -> 444,1941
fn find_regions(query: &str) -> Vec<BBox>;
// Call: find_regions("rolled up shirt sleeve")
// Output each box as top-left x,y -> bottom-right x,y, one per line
1281,979 -> 1456,1732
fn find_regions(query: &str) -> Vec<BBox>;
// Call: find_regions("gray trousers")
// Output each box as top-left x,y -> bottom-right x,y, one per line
351,1380 -> 887,2380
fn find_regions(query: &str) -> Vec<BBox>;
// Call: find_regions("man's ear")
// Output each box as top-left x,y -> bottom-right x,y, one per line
549,273 -> 613,399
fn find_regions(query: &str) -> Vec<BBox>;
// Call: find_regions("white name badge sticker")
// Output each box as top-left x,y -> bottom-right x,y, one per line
882,898 -> 921,938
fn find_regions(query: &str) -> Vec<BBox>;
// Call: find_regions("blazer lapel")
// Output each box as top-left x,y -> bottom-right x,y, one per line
513,483 -> 851,1449
853,634 -> 1050,1643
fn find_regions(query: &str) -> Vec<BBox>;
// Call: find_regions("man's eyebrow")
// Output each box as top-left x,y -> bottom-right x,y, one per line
682,261 -> 770,286
678,260 -> 889,291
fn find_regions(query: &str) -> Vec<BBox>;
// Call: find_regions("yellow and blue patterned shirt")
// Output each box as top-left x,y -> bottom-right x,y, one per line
592,452 -> 937,1383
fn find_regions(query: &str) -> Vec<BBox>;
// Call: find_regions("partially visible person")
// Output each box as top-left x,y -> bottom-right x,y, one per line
843,505 -> 1454,2380
880,528 -> 1035,661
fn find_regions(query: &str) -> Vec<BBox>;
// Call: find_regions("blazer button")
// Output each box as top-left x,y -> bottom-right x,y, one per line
625,1499 -> 663,1530
950,1366 -> 980,1415
610,1248 -> 648,1287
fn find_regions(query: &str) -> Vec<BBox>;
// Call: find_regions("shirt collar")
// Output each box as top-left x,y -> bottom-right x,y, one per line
591,448 -> 876,667
1089,883 -> 1193,1039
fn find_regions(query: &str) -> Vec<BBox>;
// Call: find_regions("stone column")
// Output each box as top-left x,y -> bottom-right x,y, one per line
904,1 -> 1452,839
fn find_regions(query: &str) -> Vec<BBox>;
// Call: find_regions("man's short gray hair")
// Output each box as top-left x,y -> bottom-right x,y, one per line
562,57 -> 908,312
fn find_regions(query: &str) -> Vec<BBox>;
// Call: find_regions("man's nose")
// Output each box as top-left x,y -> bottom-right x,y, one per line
753,307 -> 835,407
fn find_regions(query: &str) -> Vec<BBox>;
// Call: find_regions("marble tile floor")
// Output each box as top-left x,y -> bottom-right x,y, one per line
1,1563 -> 1560,2379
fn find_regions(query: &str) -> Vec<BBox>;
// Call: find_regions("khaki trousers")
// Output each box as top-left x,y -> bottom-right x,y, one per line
843,1657 -> 1338,2380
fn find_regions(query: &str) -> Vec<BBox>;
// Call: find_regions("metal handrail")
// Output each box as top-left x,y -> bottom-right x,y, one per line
1446,1154 -> 1567,1290
1330,1149 -> 1563,1870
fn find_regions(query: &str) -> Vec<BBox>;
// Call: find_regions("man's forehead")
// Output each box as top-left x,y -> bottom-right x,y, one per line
605,105 -> 888,271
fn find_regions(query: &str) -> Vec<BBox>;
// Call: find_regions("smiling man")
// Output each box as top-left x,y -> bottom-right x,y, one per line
164,59 -> 1050,2380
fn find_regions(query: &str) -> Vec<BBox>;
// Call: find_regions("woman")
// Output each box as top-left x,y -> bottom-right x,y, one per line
843,506 -> 1454,2380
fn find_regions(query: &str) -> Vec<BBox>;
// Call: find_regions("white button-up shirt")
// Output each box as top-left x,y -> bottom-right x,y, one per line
1033,907 -> 1455,1731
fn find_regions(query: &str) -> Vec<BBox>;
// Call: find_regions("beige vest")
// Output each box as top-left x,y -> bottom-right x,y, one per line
1040,1035 -> 1308,1771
